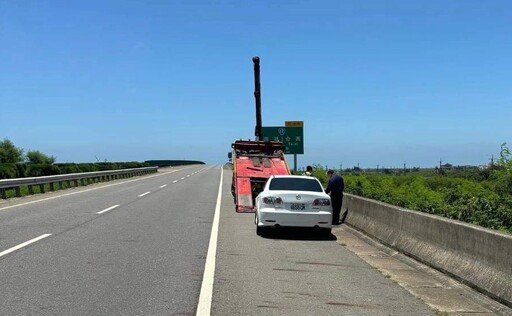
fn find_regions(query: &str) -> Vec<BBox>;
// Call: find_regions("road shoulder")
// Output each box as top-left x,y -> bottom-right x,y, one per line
333,225 -> 511,315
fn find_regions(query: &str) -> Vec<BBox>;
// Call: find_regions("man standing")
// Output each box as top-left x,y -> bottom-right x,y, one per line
325,170 -> 344,225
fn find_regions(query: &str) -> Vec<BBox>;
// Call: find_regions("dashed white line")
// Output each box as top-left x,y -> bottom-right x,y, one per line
186,175 -> 190,177
0,167 -> 189,212
173,180 -> 178,183
0,234 -> 52,258
196,167 -> 223,315
97,204 -> 120,215
160,184 -> 167,188
181,177 -> 185,180
138,192 -> 151,197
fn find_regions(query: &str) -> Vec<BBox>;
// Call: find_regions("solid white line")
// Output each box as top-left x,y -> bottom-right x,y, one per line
138,192 -> 150,197
196,166 -> 223,315
160,184 -> 167,188
96,204 -> 120,215
172,180 -> 178,183
0,234 -> 52,258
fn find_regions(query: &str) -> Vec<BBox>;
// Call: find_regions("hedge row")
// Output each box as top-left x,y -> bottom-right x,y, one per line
144,160 -> 205,167
342,173 -> 512,233
0,162 -> 149,180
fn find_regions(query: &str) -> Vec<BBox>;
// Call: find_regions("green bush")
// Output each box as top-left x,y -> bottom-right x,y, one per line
0,164 -> 17,179
55,163 -> 81,174
337,170 -> 511,233
15,163 -> 26,178
26,164 -> 61,177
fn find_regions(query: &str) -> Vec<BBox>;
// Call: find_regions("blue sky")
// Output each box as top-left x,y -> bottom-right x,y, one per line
1,1 -> 511,169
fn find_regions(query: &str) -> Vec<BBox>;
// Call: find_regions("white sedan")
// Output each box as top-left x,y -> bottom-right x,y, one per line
255,175 -> 333,235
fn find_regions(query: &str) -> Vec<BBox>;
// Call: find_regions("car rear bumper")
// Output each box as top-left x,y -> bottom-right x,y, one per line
257,209 -> 332,228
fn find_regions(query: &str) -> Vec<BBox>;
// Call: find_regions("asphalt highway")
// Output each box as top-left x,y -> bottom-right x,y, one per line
0,165 -> 436,315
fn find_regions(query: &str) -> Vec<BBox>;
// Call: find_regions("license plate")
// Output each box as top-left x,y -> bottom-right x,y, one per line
290,203 -> 305,210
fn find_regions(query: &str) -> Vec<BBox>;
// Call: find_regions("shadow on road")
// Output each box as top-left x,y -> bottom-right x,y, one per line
259,227 -> 337,241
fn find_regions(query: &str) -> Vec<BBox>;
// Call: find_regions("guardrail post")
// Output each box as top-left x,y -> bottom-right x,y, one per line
28,185 -> 34,195
74,179 -> 78,187
1,188 -> 6,199
39,184 -> 45,193
50,183 -> 55,191
59,181 -> 63,189
15,187 -> 21,197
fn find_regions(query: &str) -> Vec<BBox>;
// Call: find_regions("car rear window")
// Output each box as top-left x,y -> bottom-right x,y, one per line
269,178 -> 323,192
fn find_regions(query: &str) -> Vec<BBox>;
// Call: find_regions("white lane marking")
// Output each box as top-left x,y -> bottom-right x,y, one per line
160,184 -> 167,188
186,175 -> 190,177
181,177 -> 185,180
196,166 -> 223,315
172,180 -> 178,183
0,167 -> 192,212
138,192 -> 150,197
0,234 -> 52,258
96,204 -> 120,215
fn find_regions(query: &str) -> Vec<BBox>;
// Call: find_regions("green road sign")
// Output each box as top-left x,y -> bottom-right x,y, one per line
261,126 -> 304,154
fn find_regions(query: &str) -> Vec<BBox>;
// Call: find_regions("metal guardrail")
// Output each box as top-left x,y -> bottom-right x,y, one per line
0,167 -> 158,199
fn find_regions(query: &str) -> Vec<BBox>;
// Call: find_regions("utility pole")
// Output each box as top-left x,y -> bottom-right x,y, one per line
439,158 -> 443,174
491,155 -> 494,169
403,161 -> 406,173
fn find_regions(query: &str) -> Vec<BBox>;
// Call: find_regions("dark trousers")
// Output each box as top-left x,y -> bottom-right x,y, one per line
331,193 -> 343,225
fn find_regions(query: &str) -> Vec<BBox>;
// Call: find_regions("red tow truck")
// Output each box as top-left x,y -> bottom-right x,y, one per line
230,57 -> 291,213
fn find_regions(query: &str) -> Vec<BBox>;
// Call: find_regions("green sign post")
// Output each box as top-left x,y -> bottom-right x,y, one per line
261,126 -> 304,154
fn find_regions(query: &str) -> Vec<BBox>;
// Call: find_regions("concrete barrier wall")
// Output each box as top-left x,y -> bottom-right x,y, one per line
343,193 -> 512,307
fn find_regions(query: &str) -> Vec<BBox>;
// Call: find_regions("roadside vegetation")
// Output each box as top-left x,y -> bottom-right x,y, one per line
0,138 -> 149,180
306,143 -> 512,233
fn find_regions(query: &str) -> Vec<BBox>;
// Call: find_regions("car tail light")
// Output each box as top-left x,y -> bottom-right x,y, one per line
262,197 -> 274,205
262,196 -> 283,207
313,198 -> 330,206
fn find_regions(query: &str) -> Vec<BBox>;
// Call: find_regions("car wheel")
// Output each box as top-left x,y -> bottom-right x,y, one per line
256,226 -> 266,236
